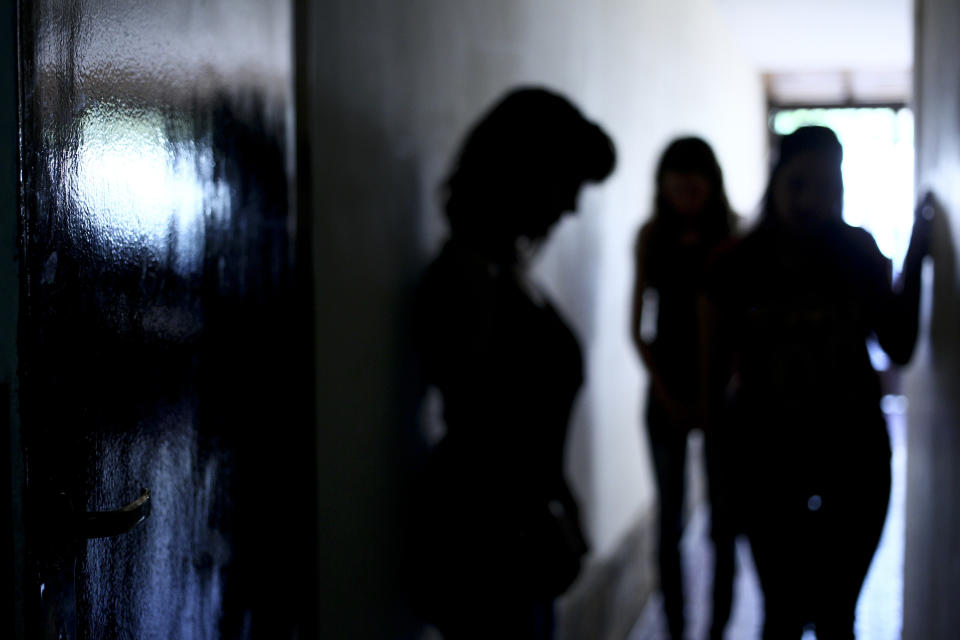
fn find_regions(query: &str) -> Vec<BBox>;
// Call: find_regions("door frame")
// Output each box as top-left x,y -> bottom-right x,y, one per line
0,0 -> 24,637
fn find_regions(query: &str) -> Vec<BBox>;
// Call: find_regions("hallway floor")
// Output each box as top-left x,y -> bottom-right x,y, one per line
627,411 -> 907,640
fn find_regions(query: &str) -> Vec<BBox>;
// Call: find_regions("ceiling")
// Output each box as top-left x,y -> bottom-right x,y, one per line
714,0 -> 913,72
714,0 -> 913,103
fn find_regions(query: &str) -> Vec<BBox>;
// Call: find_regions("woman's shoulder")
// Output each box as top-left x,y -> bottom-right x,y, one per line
834,224 -> 892,283
635,219 -> 656,253
701,228 -> 767,299
417,241 -> 504,322
707,229 -> 753,269
422,240 -> 499,288
838,223 -> 882,253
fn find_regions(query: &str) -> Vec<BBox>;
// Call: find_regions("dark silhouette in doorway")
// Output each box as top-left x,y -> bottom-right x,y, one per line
411,87 -> 615,639
631,136 -> 737,640
703,126 -> 933,639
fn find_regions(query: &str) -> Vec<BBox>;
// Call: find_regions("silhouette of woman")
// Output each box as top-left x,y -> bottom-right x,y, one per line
412,87 -> 615,639
631,137 -> 737,640
703,126 -> 932,639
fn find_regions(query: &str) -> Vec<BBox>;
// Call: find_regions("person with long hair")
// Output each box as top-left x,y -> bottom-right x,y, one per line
631,136 -> 737,640
703,126 -> 932,638
412,87 -> 615,639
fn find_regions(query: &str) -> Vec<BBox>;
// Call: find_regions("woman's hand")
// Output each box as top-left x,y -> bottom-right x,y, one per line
873,191 -> 938,365
906,191 -> 936,264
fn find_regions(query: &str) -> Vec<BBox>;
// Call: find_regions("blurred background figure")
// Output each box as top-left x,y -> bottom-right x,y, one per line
631,137 -> 737,640
411,87 -> 615,639
7,2 -> 960,639
703,126 -> 932,639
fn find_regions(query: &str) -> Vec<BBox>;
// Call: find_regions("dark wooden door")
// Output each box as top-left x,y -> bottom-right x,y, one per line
12,1 -> 314,637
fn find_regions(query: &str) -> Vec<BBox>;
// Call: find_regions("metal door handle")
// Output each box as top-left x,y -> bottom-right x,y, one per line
78,488 -> 151,539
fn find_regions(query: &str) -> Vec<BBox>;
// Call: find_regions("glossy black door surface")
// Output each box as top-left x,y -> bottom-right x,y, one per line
17,1 -> 312,638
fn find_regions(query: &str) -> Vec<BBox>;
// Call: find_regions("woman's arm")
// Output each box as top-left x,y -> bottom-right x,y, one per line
630,226 -> 653,355
872,193 -> 935,365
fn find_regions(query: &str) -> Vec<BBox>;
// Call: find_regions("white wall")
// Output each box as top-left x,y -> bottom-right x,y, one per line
527,0 -> 768,555
714,0 -> 912,72
304,1 -> 766,635
903,0 -> 960,637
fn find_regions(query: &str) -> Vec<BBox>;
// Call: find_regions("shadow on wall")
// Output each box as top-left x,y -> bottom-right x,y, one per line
902,188 -> 960,640
927,193 -> 958,363
309,57 -> 432,640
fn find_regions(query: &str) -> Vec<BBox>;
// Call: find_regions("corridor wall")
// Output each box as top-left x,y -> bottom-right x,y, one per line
302,1 -> 766,636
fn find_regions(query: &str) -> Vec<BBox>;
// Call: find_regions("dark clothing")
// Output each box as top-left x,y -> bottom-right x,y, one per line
647,401 -> 736,640
708,222 -> 894,482
412,239 -> 587,637
707,222 -> 895,637
642,223 -> 716,410
748,447 -> 890,639
638,222 -> 736,639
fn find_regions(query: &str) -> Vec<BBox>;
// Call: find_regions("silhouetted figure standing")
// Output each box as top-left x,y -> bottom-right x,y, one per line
412,87 -> 615,639
703,126 -> 932,639
631,137 -> 737,640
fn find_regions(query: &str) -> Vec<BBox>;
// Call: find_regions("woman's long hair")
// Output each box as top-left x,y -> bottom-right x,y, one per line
653,136 -> 733,238
649,136 -> 734,244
